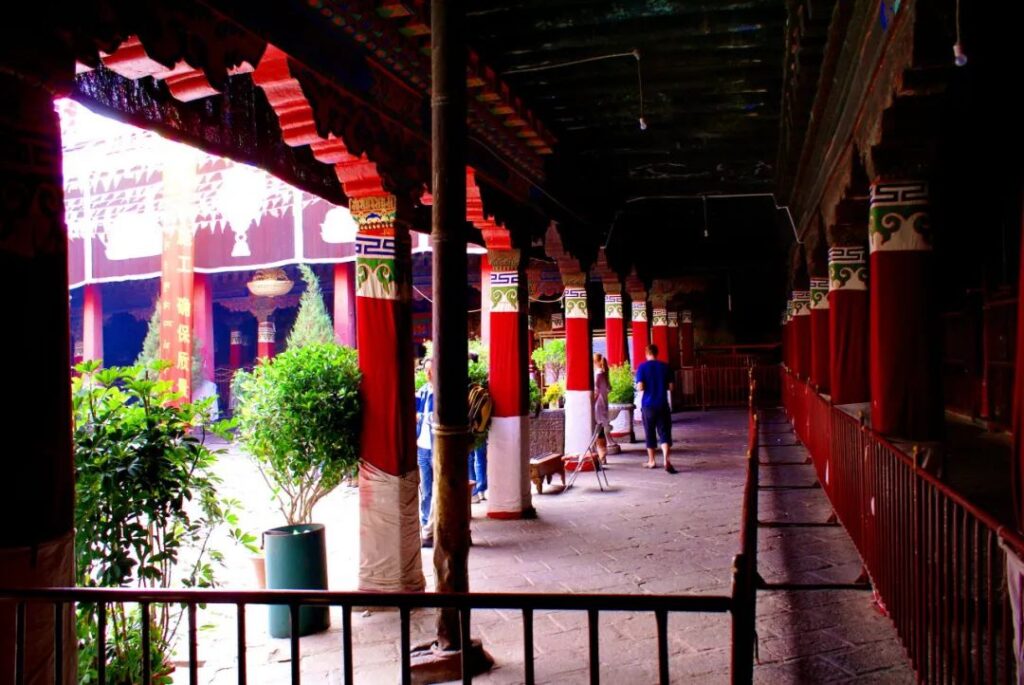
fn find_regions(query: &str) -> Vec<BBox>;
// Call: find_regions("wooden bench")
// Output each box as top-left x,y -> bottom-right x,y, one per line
530,452 -> 565,494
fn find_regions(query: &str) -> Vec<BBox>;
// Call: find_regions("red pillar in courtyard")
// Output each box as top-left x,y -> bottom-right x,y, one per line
192,272 -> 215,383
828,246 -> 869,404
562,273 -> 594,455
869,180 -> 941,439
82,283 -> 104,362
809,276 -> 830,392
351,193 -> 424,592
680,310 -> 696,366
604,287 -> 626,366
667,311 -> 681,370
256,319 -> 276,360
791,289 -> 811,380
629,289 -> 649,371
334,262 -> 357,347
651,300 -> 670,363
485,248 -> 531,519
229,329 -> 244,369
0,62 -> 77,678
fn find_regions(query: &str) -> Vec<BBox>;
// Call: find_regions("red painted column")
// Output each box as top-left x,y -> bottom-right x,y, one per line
479,252 -> 492,346
828,246 -> 869,404
791,290 -> 811,380
256,319 -> 276,360
630,296 -> 649,371
667,311 -> 681,370
333,262 -> 357,347
604,290 -> 626,366
229,329 -> 244,369
651,305 -> 670,363
680,310 -> 696,366
563,276 -> 594,455
809,276 -> 830,392
781,310 -> 790,371
486,249 -> 530,518
82,283 -> 104,362
351,194 -> 423,592
0,65 -> 76,678
869,180 -> 941,439
1013,195 -> 1024,528
192,273 -> 214,383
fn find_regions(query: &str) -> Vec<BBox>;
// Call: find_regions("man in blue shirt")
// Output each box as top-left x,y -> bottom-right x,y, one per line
635,344 -> 677,473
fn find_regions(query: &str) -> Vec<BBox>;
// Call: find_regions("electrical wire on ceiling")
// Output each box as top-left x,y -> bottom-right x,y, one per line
604,193 -> 802,250
504,49 -> 647,131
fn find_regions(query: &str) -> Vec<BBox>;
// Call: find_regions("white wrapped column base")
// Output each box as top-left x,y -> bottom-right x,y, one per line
634,389 -> 644,422
486,415 -> 530,519
564,389 -> 595,456
0,531 -> 75,681
358,462 -> 426,592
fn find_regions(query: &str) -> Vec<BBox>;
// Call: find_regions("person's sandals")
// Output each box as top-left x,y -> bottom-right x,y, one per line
665,465 -> 678,474
643,462 -> 657,469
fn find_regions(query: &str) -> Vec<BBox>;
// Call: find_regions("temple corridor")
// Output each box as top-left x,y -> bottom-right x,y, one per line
181,410 -> 911,683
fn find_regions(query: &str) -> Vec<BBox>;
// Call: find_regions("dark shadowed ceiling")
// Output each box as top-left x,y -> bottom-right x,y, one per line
467,0 -> 786,211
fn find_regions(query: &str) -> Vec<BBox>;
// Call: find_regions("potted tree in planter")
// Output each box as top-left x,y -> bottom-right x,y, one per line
607,363 -> 637,446
234,342 -> 362,638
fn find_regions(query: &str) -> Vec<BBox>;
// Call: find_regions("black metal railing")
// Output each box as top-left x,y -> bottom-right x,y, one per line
4,382 -> 763,684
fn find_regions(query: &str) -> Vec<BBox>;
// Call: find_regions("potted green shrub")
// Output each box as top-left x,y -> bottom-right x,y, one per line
607,363 -> 637,442
529,377 -> 542,417
73,361 -> 254,683
234,342 -> 362,638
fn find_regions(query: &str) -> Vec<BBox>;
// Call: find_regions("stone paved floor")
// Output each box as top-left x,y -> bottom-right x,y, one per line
172,408 -> 913,683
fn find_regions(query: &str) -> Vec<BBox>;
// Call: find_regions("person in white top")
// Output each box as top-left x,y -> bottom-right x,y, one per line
593,353 -> 611,463
414,359 -> 435,546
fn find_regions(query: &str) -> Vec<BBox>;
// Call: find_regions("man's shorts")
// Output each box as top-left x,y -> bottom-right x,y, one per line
641,404 -> 672,449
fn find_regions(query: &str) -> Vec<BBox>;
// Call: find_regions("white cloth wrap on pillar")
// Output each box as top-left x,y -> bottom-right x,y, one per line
1004,540 -> 1024,684
564,389 -> 595,456
358,462 -> 425,592
634,389 -> 644,423
0,531 -> 76,682
486,415 -> 528,516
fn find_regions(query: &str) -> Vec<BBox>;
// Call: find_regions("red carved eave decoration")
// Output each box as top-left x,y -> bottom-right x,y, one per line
252,45 -> 385,200
468,169 -> 511,250
100,36 -> 254,103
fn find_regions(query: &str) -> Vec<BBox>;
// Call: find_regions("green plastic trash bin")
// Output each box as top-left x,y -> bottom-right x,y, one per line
264,523 -> 330,638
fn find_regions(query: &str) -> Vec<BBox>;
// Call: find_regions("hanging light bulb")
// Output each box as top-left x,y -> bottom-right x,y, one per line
952,0 -> 967,66
953,42 -> 968,66
639,117 -> 648,131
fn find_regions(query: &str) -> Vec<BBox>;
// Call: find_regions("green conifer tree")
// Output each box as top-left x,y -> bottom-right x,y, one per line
136,303 -> 205,380
287,264 -> 336,349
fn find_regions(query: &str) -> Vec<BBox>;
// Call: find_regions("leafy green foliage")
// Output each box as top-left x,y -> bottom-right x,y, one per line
467,338 -> 489,387
529,376 -> 542,416
73,360 -> 252,682
235,343 -> 362,525
531,339 -> 566,381
287,264 -> 335,350
608,363 -> 636,405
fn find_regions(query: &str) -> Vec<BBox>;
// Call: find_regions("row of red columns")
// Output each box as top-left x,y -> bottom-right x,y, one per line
783,180 -> 940,441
